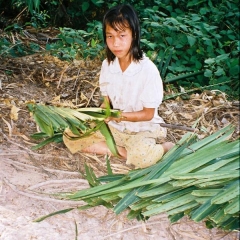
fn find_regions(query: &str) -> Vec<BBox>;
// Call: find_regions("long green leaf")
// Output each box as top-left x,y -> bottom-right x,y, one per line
218,158 -> 239,171
33,113 -> 54,137
191,189 -> 221,197
113,139 -> 190,214
209,204 -> 231,224
223,197 -> 239,214
163,141 -> 238,177
99,122 -> 120,157
143,193 -> 195,217
197,156 -> 238,172
31,134 -> 62,150
130,198 -> 155,211
222,217 -> 239,231
211,180 -> 239,204
167,201 -> 199,216
180,124 -> 234,157
97,174 -> 126,182
68,178 -> 127,199
169,212 -> 185,223
106,155 -> 113,175
36,105 -> 62,132
84,163 -> 100,187
170,171 -> 238,180
153,186 -> 196,203
137,183 -> 179,198
191,199 -> 220,222
34,208 -> 74,222
40,105 -> 69,130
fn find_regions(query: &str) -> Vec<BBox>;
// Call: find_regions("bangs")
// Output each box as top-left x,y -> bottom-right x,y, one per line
107,17 -> 129,32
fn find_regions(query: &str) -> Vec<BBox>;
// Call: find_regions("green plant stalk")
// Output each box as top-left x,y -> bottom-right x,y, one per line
164,70 -> 204,83
164,80 -> 234,100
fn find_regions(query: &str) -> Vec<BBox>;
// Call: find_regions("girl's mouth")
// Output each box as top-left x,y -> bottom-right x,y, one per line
113,50 -> 122,54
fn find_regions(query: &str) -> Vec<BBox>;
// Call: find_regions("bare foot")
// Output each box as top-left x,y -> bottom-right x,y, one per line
82,141 -> 127,159
162,142 -> 175,154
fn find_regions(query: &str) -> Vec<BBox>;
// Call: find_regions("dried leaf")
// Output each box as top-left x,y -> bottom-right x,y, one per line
179,113 -> 193,120
2,117 -> 12,137
10,105 -> 20,121
51,95 -> 61,103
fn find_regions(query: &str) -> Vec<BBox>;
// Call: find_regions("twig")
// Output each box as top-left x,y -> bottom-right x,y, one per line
75,85 -> 80,106
171,231 -> 206,240
0,158 -> 81,176
0,150 -> 34,156
73,68 -> 81,90
3,178 -> 85,205
0,129 -> 47,156
13,7 -> 27,22
86,85 -> 99,107
0,66 -> 28,71
28,179 -> 89,190
57,64 -> 72,89
41,167 -> 80,175
160,123 -> 198,132
74,68 -> 81,105
101,220 -> 166,239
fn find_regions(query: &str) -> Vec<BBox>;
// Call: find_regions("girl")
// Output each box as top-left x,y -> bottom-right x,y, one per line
63,4 -> 174,168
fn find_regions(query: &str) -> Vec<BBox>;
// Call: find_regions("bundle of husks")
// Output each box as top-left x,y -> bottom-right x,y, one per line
28,104 -> 239,231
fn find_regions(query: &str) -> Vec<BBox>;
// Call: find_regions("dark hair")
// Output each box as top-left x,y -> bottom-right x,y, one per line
103,4 -> 143,63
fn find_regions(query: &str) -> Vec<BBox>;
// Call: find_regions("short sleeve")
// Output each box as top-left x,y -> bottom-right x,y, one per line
99,59 -> 109,96
140,63 -> 163,108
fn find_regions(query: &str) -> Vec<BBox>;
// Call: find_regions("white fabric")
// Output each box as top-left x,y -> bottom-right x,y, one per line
99,55 -> 165,133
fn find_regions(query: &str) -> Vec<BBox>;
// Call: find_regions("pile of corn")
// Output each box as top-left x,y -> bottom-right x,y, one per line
28,104 -> 239,231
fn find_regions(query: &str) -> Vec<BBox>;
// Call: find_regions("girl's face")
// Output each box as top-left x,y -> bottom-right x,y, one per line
105,23 -> 133,61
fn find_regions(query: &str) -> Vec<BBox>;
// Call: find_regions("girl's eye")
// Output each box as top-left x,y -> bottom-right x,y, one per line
120,35 -> 125,37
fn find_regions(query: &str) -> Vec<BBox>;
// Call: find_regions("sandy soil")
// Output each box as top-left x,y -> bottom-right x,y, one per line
0,141 -> 239,240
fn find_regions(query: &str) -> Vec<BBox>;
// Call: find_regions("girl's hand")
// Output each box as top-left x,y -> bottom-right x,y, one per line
104,107 -> 154,123
105,112 -> 126,123
100,96 -> 111,109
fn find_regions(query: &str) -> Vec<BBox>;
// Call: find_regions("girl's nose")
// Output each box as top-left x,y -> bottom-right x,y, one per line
113,37 -> 120,47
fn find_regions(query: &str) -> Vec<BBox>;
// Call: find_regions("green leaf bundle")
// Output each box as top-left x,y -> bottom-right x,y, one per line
37,124 -> 239,231
27,103 -> 120,156
29,105 -> 239,231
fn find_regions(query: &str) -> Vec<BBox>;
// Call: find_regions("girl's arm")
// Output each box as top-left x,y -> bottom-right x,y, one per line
106,107 -> 155,123
120,107 -> 155,122
100,96 -> 155,123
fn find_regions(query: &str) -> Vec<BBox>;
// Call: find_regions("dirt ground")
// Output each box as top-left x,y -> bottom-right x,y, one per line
0,54 -> 239,240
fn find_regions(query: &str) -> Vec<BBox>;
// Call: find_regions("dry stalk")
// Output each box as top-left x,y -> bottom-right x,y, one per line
57,64 -> 72,89
0,158 -> 81,176
27,179 -> 89,190
101,220 -> 165,239
0,129 -> 47,156
3,177 -> 85,205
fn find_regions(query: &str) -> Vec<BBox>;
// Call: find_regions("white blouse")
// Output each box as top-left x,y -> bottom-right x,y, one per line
99,55 -> 165,133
